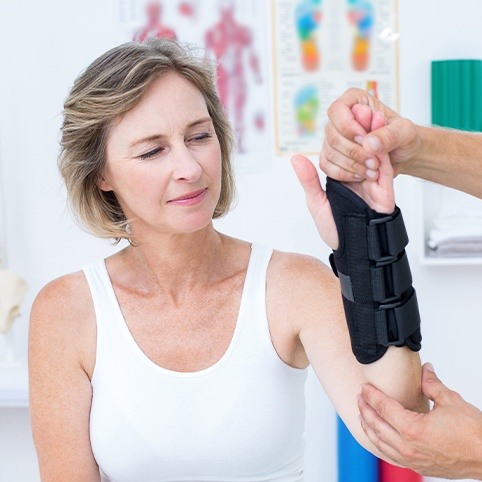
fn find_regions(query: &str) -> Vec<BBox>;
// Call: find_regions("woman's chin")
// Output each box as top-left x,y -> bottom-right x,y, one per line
165,212 -> 216,236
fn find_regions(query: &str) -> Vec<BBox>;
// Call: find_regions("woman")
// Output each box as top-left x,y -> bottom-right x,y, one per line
29,39 -> 425,481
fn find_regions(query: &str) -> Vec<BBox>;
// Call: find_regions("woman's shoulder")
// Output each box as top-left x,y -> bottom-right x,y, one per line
269,249 -> 335,285
30,270 -> 95,339
33,270 -> 90,311
264,250 -> 342,361
267,249 -> 340,314
29,269 -> 97,377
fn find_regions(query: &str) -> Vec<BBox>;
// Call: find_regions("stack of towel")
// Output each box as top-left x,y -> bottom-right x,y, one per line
428,188 -> 482,257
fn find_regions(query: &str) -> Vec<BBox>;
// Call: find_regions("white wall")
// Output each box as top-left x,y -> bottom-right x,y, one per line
1,1 -> 481,481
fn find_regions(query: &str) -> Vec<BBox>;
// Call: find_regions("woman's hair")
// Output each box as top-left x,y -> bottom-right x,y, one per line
58,38 -> 236,241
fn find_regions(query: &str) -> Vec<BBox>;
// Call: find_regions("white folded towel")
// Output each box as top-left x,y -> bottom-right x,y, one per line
427,187 -> 482,256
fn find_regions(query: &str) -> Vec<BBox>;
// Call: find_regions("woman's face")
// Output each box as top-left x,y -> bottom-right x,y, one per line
101,72 -> 223,239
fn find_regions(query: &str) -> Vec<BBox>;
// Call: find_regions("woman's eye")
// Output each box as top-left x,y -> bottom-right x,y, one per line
189,133 -> 212,143
139,147 -> 163,160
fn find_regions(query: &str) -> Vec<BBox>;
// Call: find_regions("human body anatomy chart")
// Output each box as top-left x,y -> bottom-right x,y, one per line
118,0 -> 270,172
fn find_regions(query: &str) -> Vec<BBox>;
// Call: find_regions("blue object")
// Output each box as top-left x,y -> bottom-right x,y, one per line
337,416 -> 379,482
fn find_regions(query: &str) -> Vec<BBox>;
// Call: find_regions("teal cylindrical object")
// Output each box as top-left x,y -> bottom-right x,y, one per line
337,415 -> 379,482
432,59 -> 482,131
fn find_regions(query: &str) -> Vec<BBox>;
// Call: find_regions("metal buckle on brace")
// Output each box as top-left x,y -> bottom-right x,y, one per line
378,300 -> 404,346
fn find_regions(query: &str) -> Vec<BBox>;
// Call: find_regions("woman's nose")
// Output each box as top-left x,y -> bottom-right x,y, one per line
171,145 -> 203,182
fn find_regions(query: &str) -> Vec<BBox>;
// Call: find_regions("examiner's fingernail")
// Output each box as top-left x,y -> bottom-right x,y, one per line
365,158 -> 377,170
366,169 -> 377,179
354,173 -> 363,180
366,136 -> 381,152
425,362 -> 435,373
354,135 -> 364,145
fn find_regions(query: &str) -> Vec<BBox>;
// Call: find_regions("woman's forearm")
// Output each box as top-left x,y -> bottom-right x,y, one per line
403,126 -> 482,199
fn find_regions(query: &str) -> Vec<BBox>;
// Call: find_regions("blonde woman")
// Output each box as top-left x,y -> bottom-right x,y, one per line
29,39 -> 425,482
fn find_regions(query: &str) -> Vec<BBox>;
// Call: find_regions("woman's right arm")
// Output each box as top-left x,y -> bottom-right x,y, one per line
29,273 -> 101,482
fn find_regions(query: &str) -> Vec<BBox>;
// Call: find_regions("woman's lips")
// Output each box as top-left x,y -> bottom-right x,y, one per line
167,188 -> 207,206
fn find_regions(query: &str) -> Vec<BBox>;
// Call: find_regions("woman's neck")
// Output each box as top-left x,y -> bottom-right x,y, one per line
116,224 -> 233,298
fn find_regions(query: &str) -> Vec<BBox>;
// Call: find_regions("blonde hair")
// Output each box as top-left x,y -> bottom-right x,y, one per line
59,39 -> 236,241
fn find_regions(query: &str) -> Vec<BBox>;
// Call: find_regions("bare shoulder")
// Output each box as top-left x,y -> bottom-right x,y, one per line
265,250 -> 343,367
29,271 -> 100,480
29,270 -> 96,375
31,271 -> 93,328
268,250 -> 338,299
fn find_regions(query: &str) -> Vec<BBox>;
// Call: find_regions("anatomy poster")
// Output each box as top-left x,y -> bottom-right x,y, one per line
117,0 -> 271,172
272,0 -> 399,155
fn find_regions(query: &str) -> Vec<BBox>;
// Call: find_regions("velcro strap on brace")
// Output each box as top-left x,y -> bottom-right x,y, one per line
326,177 -> 421,364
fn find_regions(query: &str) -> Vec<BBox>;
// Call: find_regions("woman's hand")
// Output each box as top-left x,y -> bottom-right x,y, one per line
291,104 -> 395,250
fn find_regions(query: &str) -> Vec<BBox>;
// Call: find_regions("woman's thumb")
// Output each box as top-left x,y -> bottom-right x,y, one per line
290,154 -> 326,211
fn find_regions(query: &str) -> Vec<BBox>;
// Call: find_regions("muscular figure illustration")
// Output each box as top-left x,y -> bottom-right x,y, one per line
295,0 -> 323,71
133,1 -> 177,43
347,0 -> 374,71
178,1 -> 196,19
205,0 -> 263,153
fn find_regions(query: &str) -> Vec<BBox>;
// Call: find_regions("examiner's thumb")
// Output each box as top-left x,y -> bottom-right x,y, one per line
421,362 -> 450,405
363,124 -> 400,156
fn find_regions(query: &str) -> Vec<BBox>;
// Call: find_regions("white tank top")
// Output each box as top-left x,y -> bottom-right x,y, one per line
83,245 -> 307,482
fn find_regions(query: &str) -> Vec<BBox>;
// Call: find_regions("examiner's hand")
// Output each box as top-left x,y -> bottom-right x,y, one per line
322,88 -> 422,181
291,104 -> 395,250
358,363 -> 482,480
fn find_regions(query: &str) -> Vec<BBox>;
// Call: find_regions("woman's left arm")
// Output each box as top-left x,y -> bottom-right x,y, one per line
290,105 -> 428,458
278,251 -> 426,460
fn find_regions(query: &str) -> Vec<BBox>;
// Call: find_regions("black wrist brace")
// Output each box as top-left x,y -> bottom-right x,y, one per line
326,177 -> 421,364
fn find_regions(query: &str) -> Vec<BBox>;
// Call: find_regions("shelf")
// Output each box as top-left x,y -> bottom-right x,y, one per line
0,389 -> 28,407
419,181 -> 482,266
420,255 -> 482,266
0,361 -> 29,408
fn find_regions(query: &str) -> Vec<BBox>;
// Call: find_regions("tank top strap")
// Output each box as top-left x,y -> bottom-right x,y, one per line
83,259 -> 126,375
83,259 -> 121,328
236,244 -> 273,337
243,244 -> 273,303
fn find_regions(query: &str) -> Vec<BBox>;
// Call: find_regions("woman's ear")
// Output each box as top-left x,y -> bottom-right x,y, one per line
98,175 -> 113,192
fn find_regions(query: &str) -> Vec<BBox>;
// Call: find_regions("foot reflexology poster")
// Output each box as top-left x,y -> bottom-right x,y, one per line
272,0 -> 399,155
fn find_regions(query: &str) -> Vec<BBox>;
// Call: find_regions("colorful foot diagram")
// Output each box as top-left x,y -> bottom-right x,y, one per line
347,0 -> 374,71
294,85 -> 319,136
295,0 -> 323,71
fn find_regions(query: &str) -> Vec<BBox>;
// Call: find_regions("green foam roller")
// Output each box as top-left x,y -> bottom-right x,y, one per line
432,59 -> 482,132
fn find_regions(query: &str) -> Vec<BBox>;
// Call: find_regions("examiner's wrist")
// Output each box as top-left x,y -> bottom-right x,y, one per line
397,124 -> 426,176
